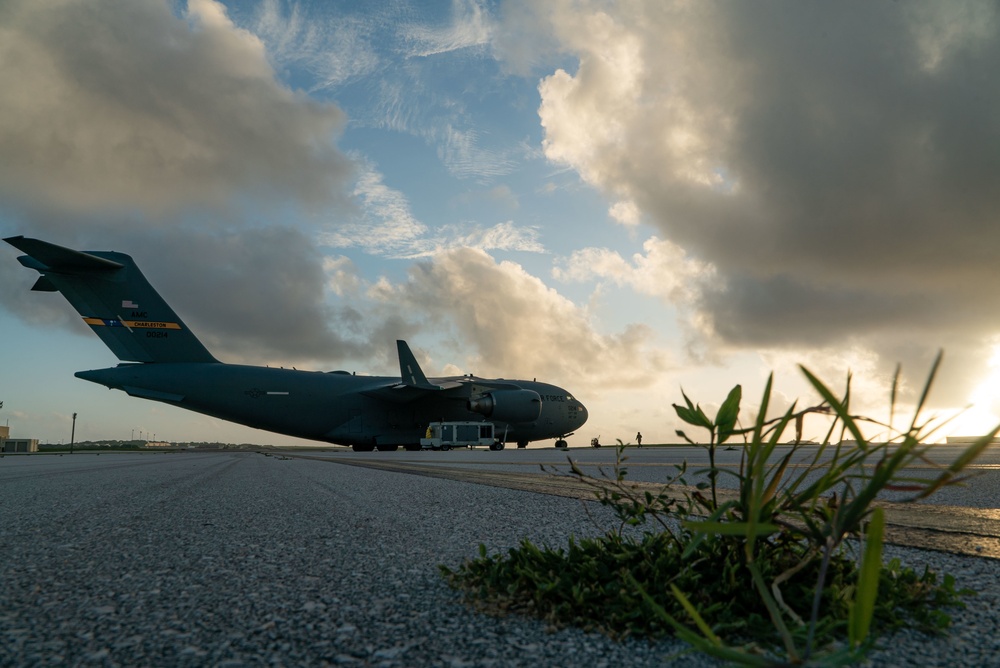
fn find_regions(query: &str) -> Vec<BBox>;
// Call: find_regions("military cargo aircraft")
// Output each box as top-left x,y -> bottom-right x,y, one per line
5,236 -> 588,451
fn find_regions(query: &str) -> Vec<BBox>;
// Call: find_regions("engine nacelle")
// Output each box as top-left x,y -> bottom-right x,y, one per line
467,389 -> 541,423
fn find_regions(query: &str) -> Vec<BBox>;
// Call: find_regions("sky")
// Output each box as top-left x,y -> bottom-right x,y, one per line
2,0 -> 1000,447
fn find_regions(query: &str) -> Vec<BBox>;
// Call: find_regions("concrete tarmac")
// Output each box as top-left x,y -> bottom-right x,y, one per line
306,444 -> 1000,558
2,449 -> 999,666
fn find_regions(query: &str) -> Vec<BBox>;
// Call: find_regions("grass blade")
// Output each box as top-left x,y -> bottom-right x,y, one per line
849,507 -> 885,648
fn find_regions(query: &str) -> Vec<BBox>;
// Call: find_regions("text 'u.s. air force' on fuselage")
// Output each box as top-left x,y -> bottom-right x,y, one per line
4,236 -> 588,451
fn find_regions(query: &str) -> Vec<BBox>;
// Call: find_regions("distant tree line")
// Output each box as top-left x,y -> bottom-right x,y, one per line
38,440 -> 272,451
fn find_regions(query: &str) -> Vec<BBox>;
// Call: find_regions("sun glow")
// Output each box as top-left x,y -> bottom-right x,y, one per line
952,344 -> 1000,439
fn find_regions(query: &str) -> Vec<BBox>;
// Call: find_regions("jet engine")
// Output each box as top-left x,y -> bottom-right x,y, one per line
467,389 -> 541,423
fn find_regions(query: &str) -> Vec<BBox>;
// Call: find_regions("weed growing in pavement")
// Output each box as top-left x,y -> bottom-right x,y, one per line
440,352 -> 992,665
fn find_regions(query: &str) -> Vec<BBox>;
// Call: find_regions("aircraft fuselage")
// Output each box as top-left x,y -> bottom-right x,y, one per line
76,363 -> 586,447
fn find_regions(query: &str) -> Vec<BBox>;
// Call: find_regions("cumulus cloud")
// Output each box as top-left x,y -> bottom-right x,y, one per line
608,200 -> 641,227
554,236 -> 715,305
323,255 -> 364,298
554,236 -> 720,361
0,0 -> 351,217
503,0 -> 1000,405
0,0 -> 363,367
369,247 -> 672,388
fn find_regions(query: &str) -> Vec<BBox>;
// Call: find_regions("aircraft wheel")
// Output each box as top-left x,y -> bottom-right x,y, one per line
555,439 -> 568,449
517,440 -> 528,448
352,443 -> 375,452
403,444 -> 421,452
441,444 -> 451,451
376,444 -> 399,452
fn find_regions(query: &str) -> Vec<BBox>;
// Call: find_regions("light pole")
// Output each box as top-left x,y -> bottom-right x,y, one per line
70,412 -> 77,454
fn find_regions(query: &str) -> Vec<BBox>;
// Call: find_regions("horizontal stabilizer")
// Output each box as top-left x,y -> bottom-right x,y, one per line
31,276 -> 58,292
5,236 -> 123,273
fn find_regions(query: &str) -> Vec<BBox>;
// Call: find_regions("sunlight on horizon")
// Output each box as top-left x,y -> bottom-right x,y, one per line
953,342 -> 1000,441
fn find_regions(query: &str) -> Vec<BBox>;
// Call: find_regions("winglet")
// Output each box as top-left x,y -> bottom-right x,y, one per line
397,340 -> 439,389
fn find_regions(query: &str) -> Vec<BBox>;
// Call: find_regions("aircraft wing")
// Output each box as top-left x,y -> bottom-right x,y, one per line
361,382 -> 464,404
360,340 -> 533,403
358,340 -> 461,403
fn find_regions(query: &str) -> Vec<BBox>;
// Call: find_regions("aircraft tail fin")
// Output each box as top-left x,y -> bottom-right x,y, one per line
5,236 -> 217,364
397,340 -> 439,389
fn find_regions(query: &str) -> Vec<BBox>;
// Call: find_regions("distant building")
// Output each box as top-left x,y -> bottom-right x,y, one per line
1,426 -> 39,453
3,439 -> 39,453
145,441 -> 172,448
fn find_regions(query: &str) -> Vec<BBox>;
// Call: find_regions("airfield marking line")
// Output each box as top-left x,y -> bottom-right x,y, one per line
285,453 -> 1000,559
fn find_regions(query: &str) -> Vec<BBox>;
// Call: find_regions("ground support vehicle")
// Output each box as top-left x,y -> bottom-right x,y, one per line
420,421 -> 504,451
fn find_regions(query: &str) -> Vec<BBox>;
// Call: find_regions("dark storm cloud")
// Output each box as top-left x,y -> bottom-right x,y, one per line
124,227 -> 374,364
529,0 -> 1000,399
1,222 -> 376,366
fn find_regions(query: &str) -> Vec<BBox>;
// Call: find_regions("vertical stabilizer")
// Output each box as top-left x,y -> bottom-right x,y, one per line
396,340 -> 439,389
5,236 -> 217,364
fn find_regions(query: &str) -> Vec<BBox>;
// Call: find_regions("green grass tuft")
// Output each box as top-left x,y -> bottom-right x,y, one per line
441,353 -> 989,665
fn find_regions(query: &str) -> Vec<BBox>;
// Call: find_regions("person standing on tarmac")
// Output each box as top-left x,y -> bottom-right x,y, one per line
636,432 -> 643,448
